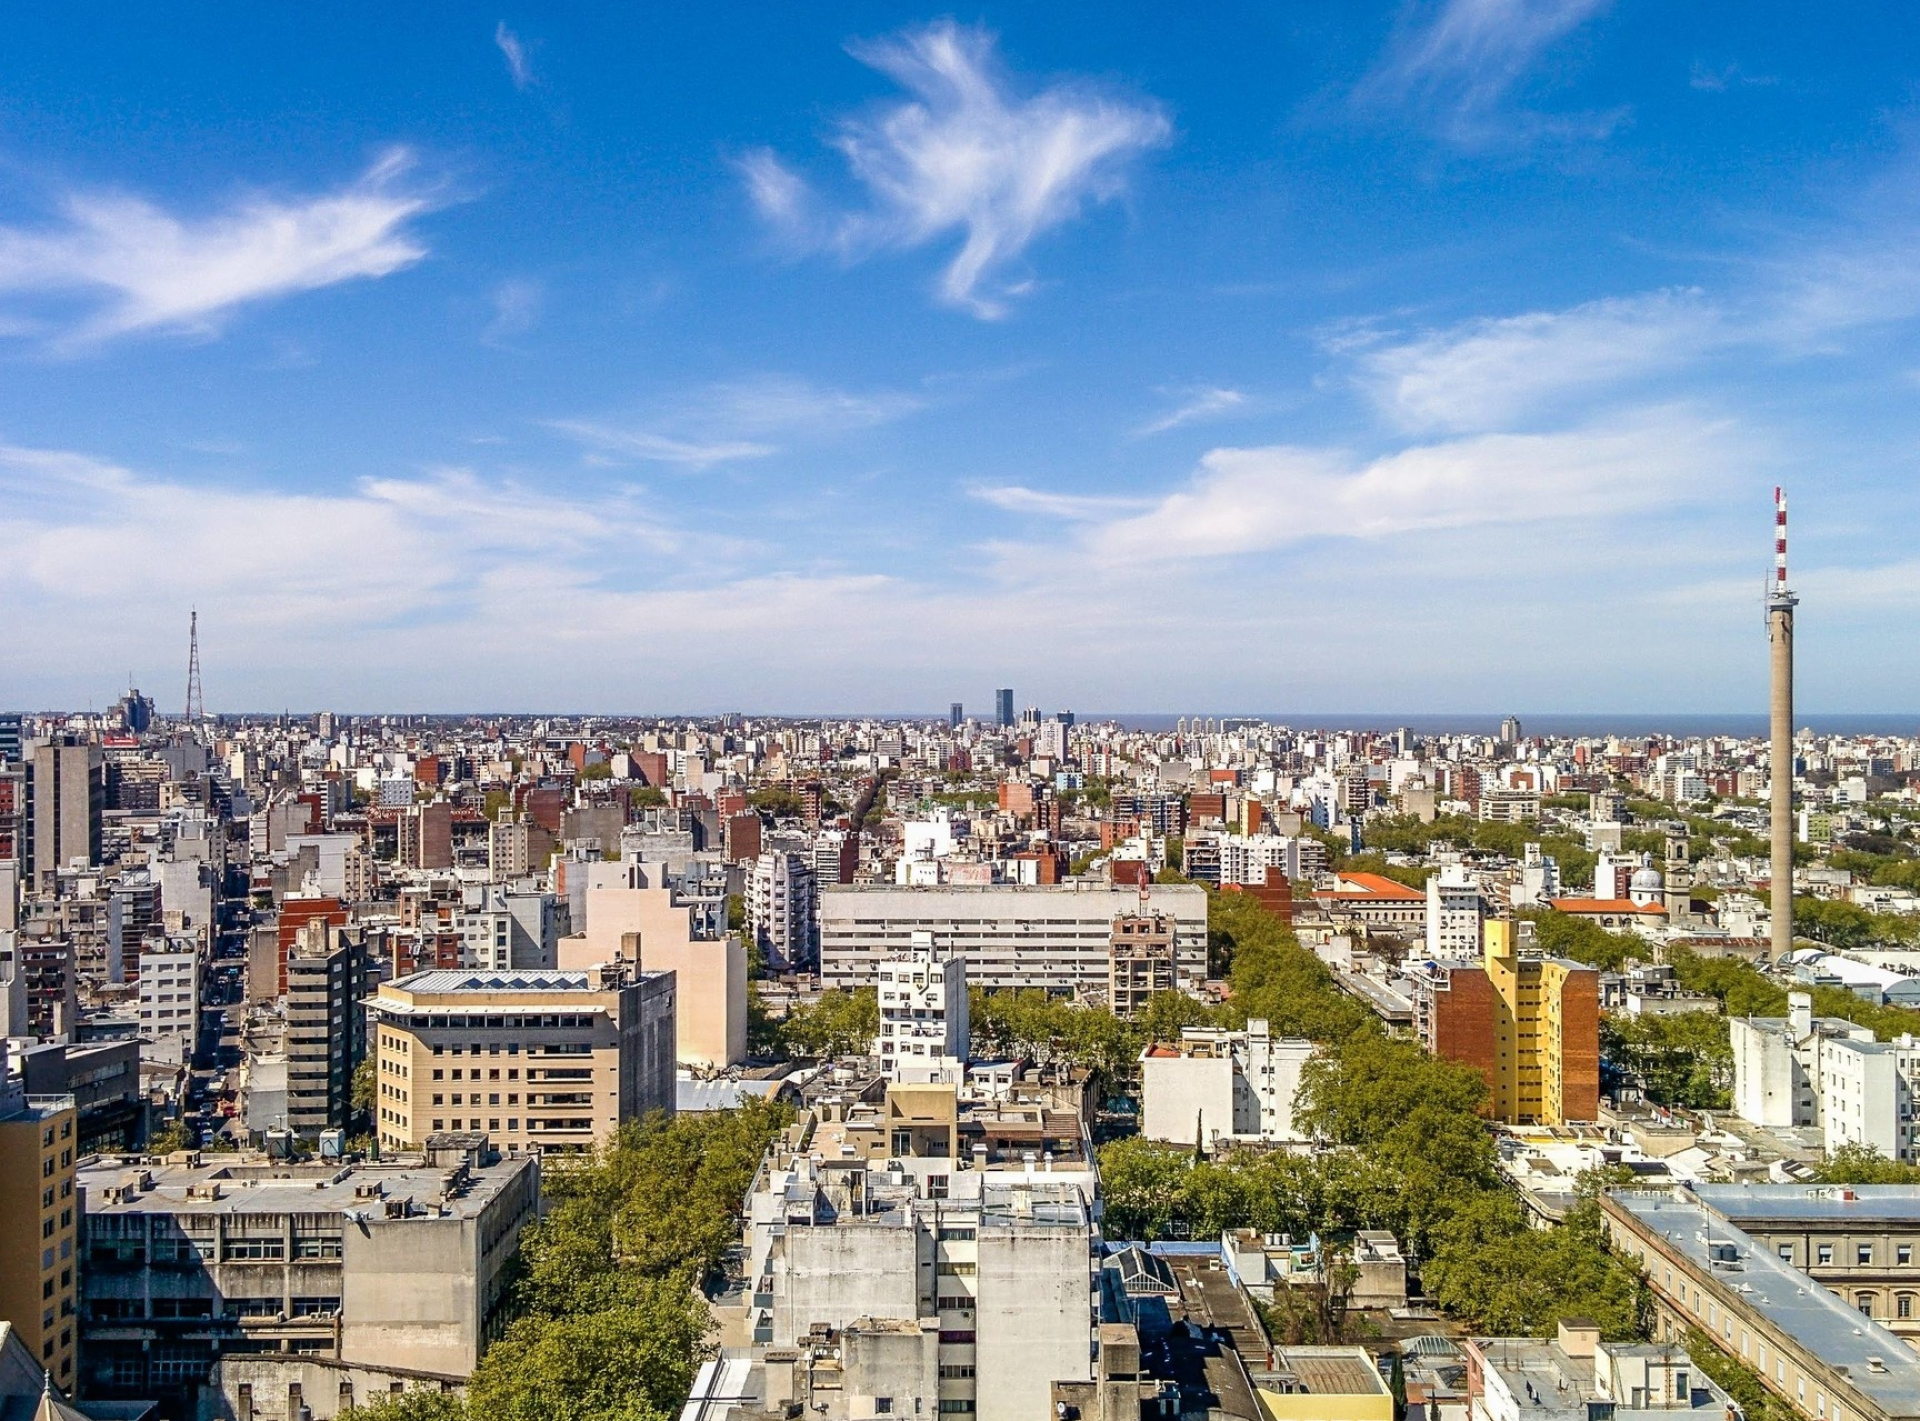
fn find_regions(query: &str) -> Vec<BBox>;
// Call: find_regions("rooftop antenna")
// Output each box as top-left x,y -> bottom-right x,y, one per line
185,608 -> 205,724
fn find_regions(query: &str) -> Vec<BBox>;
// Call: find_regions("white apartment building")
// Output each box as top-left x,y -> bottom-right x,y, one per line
819,883 -> 1207,994
1820,1034 -> 1920,1162
1729,992 -> 1885,1140
749,850 -> 816,971
875,932 -> 969,1083
733,1095 -> 1097,1421
135,943 -> 199,1066
1216,833 -> 1315,887
1426,864 -> 1485,960
454,883 -> 563,972
1511,843 -> 1562,909
1139,1018 -> 1314,1147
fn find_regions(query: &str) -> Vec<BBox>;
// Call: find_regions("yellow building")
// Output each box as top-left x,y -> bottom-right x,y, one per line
1255,1346 -> 1394,1421
1481,920 -> 1601,1127
371,963 -> 676,1155
0,1051 -> 78,1390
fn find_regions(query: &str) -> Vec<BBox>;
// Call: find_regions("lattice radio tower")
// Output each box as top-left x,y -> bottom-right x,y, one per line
184,609 -> 206,723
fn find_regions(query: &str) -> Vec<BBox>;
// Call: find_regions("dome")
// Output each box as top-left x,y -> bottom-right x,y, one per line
1628,865 -> 1664,906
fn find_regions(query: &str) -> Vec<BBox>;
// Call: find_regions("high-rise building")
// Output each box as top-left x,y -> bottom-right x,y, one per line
949,701 -> 964,729
28,737 -> 103,888
1768,486 -> 1798,960
994,688 -> 1014,728
285,921 -> 378,1137
0,1043 -> 78,1389
874,931 -> 968,1082
748,849 -> 816,971
1410,919 -> 1598,1126
1424,864 -> 1485,959
371,962 -> 676,1155
0,713 -> 23,765
1108,912 -> 1177,1019
1499,715 -> 1522,745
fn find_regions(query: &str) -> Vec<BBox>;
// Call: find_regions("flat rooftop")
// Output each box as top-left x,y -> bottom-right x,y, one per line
389,969 -> 602,993
1608,1189 -> 1920,1418
78,1147 -> 535,1221
1693,1183 -> 1920,1225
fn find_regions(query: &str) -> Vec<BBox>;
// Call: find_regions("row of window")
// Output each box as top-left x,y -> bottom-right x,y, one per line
1786,1241 -> 1917,1267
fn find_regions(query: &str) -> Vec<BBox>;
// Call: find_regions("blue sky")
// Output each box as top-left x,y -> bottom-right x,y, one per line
4,3 -> 1919,715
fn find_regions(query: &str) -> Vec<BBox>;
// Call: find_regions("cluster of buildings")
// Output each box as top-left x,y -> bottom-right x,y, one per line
2,683 -> 1920,1421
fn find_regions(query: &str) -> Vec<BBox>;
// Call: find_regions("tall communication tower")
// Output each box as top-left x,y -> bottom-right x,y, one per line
1767,488 -> 1798,960
185,608 -> 206,724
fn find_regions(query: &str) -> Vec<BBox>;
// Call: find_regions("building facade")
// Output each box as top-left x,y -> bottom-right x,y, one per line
1139,1019 -> 1314,1147
0,1047 -> 78,1391
874,932 -> 968,1082
820,883 -> 1207,995
371,964 -> 675,1154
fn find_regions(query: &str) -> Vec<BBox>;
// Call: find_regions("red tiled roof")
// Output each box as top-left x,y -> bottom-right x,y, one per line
1548,897 -> 1667,916
1330,871 -> 1426,901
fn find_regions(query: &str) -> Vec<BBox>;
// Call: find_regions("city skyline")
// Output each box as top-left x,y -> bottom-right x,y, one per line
5,5 -> 1920,710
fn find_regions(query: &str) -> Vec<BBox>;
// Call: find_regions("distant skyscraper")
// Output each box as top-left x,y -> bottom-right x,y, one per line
1499,715 -> 1522,745
0,713 -> 21,764
949,702 -> 964,730
29,736 -> 103,886
995,689 -> 1014,727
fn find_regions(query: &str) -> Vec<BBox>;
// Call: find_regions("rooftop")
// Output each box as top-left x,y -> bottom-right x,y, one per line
388,969 -> 600,993
77,1141 -> 536,1221
1693,1182 -> 1920,1225
1607,1188 -> 1920,1418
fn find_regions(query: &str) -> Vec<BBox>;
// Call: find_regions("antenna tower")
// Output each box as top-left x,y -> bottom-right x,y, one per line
185,609 -> 205,723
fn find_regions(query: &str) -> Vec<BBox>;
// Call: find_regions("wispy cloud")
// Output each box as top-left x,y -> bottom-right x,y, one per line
999,407 -> 1742,569
1353,290 -> 1724,432
548,374 -> 924,467
1134,386 -> 1247,437
495,22 -> 535,90
741,21 -> 1169,317
1357,0 -> 1619,145
0,150 -> 438,347
482,277 -> 542,346
969,485 -> 1155,520
1689,61 -> 1776,93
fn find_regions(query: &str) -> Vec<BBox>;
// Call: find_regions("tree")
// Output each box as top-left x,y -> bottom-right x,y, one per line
1518,908 -> 1647,973
351,1057 -> 377,1128
629,785 -> 667,810
1812,1142 -> 1920,1184
1601,1012 -> 1732,1109
468,1298 -> 707,1421
149,1120 -> 192,1154
1683,1329 -> 1787,1421
344,1390 -> 469,1421
774,988 -> 878,1058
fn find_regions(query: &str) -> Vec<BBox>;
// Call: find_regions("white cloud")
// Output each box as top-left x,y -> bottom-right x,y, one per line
1359,0 -> 1619,144
495,22 -> 534,90
482,277 -> 543,346
743,21 -> 1169,317
1058,407 -> 1740,567
1134,387 -> 1247,437
970,485 -> 1154,520
0,150 -> 437,346
0,443 -> 683,638
1355,290 -> 1723,432
548,375 -> 924,467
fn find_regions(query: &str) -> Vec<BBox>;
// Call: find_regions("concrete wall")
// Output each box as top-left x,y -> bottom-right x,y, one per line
1141,1054 -> 1233,1147
975,1220 -> 1093,1420
774,1222 -> 922,1344
199,1355 -> 462,1421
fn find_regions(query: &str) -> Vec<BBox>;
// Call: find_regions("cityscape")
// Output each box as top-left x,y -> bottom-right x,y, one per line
7,8 -> 1920,1421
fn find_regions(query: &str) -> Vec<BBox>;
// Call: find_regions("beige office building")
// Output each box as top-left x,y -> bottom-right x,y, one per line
371,964 -> 675,1155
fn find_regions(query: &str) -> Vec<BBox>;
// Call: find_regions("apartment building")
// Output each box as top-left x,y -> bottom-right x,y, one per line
0,1045 -> 78,1390
1410,919 -> 1599,1126
1729,992 -> 1882,1136
1426,864 -> 1486,960
874,932 -> 968,1083
820,883 -> 1207,995
285,921 -> 379,1138
1108,912 -> 1177,1020
135,941 -> 200,1066
77,1136 -> 537,1411
1466,1322 -> 1738,1421
370,963 -> 675,1154
1139,1019 -> 1315,1147
748,849 -> 816,971
731,1090 -> 1098,1420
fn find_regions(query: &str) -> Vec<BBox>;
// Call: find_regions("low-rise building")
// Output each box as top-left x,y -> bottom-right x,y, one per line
78,1135 -> 537,1413
1466,1321 -> 1738,1421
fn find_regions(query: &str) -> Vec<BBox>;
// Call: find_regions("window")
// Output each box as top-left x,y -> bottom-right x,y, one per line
1819,1245 -> 1835,1265
1780,1245 -> 1796,1263
938,1331 -> 975,1344
938,1227 -> 976,1242
1859,1294 -> 1876,1316
1899,1294 -> 1914,1319
1902,1246 -> 1914,1266
937,1403 -> 976,1414
1860,1245 -> 1875,1265
939,1364 -> 976,1379
937,1261 -> 976,1276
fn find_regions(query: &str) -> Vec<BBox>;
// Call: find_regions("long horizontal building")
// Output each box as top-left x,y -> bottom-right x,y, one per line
1603,1186 -> 1920,1421
819,883 -> 1207,995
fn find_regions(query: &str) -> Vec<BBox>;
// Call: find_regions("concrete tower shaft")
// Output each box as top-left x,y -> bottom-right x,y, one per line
1767,487 -> 1798,960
